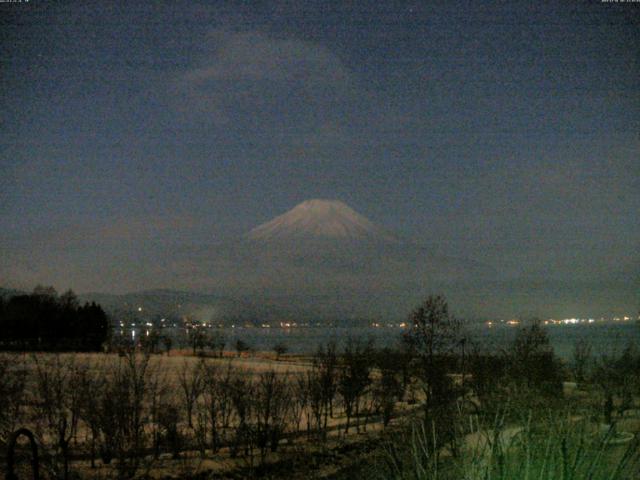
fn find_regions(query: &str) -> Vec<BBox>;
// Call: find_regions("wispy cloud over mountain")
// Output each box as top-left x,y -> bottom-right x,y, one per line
174,30 -> 353,127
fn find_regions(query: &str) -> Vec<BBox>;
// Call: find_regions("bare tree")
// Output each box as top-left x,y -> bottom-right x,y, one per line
157,401 -> 182,459
273,342 -> 288,360
290,373 -> 309,435
140,328 -> 161,354
189,327 -> 209,356
0,354 -> 27,444
402,295 -> 467,458
592,344 -> 639,424
32,354 -> 83,480
403,295 -> 461,418
108,351 -> 151,479
178,359 -> 204,429
228,371 -> 254,459
313,340 -> 338,424
77,358 -> 107,468
372,347 -> 405,427
200,361 -> 222,453
147,361 -> 169,460
305,369 -> 325,439
509,321 -> 563,398
208,331 -> 226,357
337,337 -> 374,434
235,339 -> 251,358
253,370 -> 290,464
161,335 -> 173,355
467,346 -> 508,411
217,363 -> 235,433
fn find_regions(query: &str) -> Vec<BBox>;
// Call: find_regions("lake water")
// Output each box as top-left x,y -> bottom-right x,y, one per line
199,322 -> 640,361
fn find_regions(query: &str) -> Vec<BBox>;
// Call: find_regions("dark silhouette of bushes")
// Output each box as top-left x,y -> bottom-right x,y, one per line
0,287 -> 109,351
508,321 -> 564,399
403,296 -> 464,423
592,343 -> 640,424
372,347 -> 411,426
401,295 -> 470,458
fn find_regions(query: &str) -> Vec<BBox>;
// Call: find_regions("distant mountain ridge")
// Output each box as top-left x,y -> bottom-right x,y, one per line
75,288 -> 283,325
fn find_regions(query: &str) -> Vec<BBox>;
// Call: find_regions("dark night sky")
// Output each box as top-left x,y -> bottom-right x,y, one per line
1,1 -> 638,317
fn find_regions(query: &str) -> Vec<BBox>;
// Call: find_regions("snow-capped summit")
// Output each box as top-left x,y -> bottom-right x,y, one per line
246,199 -> 393,242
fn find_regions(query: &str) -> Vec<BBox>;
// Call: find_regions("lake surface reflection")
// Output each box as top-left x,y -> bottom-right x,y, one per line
168,322 -> 640,360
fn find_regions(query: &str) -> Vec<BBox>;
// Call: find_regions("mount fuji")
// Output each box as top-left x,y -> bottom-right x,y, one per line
161,199 -> 497,320
246,199 -> 396,243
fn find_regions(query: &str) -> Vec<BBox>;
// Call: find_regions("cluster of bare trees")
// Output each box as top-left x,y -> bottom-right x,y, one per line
25,354 -> 152,479
0,354 -> 27,447
0,340 -> 416,479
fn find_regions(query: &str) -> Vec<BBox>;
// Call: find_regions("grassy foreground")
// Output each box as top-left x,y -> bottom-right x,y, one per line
379,406 -> 640,480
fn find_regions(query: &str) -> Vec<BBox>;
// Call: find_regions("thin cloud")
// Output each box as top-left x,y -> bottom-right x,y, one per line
184,30 -> 350,86
173,30 -> 354,126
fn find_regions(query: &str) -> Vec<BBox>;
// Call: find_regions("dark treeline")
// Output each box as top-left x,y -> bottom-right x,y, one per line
0,286 -> 109,351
